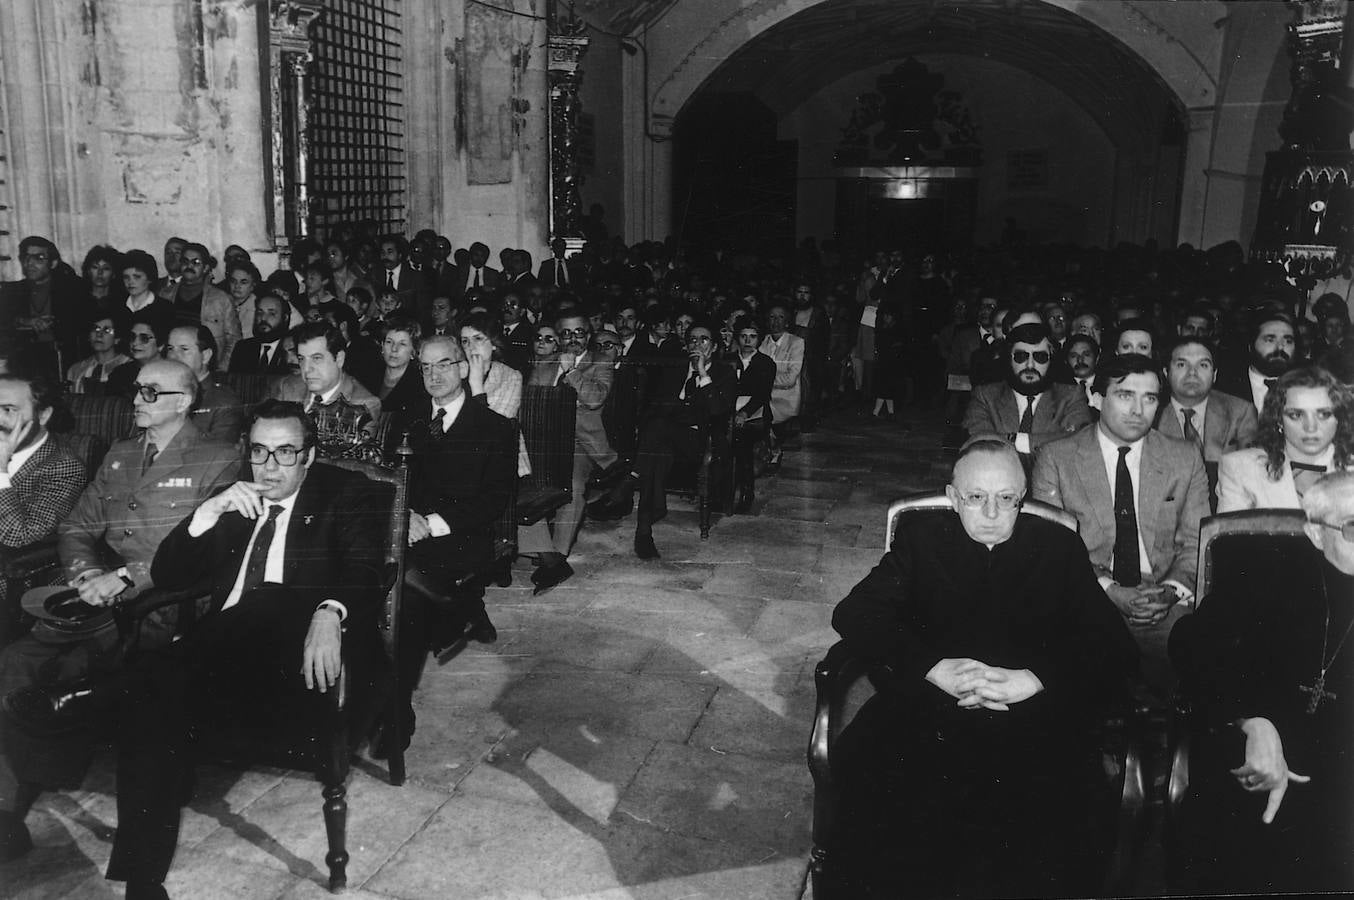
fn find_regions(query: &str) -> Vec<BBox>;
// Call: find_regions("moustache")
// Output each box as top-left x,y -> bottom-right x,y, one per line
1266,350 -> 1290,361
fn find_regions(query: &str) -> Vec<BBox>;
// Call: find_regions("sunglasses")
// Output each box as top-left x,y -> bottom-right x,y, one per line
1012,350 -> 1051,365
130,383 -> 186,403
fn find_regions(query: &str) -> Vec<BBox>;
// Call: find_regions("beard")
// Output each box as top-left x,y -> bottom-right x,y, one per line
1251,349 -> 1291,378
1007,366 -> 1052,397
254,321 -> 287,342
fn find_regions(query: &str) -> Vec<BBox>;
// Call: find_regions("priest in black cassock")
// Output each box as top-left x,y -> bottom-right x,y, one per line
1168,471 -> 1354,894
828,438 -> 1138,899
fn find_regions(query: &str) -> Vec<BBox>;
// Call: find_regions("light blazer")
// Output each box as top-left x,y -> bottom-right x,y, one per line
58,419 -> 242,592
269,372 -> 383,422
759,332 -> 804,422
1155,389 -> 1259,464
157,281 -> 242,370
1215,447 -> 1311,512
1032,427 -> 1209,592
963,381 -> 1093,450
533,352 -> 615,463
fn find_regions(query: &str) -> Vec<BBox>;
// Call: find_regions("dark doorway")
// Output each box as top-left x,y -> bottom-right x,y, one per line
867,197 -> 945,251
673,92 -> 796,255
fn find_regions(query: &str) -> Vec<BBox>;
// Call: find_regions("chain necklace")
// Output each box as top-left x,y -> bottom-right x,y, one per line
1300,574 -> 1354,714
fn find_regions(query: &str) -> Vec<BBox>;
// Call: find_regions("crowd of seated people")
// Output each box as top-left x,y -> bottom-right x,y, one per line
0,223 -> 1351,896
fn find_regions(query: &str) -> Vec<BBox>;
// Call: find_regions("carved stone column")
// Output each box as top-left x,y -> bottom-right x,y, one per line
1251,0 -> 1351,292
547,4 -> 590,251
264,0 -> 323,267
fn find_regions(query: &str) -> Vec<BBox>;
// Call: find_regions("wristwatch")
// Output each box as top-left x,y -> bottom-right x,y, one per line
115,566 -> 135,590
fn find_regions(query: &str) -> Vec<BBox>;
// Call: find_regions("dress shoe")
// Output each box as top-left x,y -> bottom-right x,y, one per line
2,680 -> 104,736
586,494 -> 633,522
634,534 -> 661,560
491,559 -> 513,588
0,810 -> 33,862
531,560 -> 574,595
126,880 -> 170,900
588,461 -> 627,490
466,610 -> 498,644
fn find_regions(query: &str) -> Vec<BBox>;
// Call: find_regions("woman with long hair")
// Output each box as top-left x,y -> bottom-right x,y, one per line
1217,366 -> 1354,511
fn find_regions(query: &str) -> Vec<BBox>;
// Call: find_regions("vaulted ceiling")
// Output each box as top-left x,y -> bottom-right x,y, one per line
578,0 -> 1184,154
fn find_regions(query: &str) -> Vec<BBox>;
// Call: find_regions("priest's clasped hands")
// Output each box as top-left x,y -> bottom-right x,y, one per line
926,658 -> 1045,711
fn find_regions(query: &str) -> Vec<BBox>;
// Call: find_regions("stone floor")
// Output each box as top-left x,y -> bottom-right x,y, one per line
3,407 -> 951,900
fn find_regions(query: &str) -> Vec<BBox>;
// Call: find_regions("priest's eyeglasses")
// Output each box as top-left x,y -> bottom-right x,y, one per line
956,491 -> 1024,511
130,383 -> 187,403
249,444 -> 306,467
1314,519 -> 1354,543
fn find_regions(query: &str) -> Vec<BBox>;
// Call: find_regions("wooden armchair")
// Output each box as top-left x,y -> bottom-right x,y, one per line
1165,510 -> 1313,862
663,414 -> 735,539
807,493 -> 1146,898
516,384 -> 577,528
114,457 -> 410,893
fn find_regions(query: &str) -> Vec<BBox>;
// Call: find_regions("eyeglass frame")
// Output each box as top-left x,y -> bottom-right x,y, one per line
1314,519 -> 1354,543
534,334 -> 559,343
953,490 -> 1025,511
1011,349 -> 1051,365
248,443 -> 311,468
419,358 -> 463,375
88,325 -> 117,336
129,383 -> 187,403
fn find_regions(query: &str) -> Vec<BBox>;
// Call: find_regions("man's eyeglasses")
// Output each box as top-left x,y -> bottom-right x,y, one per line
535,335 -> 559,344
89,325 -> 116,336
687,335 -> 714,345
130,383 -> 186,403
21,252 -> 49,262
249,444 -> 308,467
1315,519 -> 1354,543
592,340 -> 620,351
559,328 -> 590,338
955,491 -> 1024,511
1011,350 -> 1051,365
419,359 -> 461,375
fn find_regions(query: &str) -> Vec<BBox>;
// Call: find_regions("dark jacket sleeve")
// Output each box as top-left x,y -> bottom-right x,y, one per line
832,536 -> 944,686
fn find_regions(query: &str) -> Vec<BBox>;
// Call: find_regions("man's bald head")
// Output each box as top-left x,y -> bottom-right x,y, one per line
952,438 -> 1027,491
132,359 -> 198,432
1302,472 -> 1354,575
139,359 -> 197,399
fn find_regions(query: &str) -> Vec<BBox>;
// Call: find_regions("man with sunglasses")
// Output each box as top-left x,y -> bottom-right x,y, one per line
829,438 -> 1137,898
963,322 -> 1091,458
0,359 -> 239,863
1167,471 -> 1354,893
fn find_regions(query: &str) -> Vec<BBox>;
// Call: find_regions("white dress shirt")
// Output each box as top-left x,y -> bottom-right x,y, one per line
1246,367 -> 1272,413
306,382 -> 345,410
1012,391 -> 1041,455
1094,427 -> 1193,603
425,392 -> 467,538
1171,397 -> 1208,440
218,491 -> 298,611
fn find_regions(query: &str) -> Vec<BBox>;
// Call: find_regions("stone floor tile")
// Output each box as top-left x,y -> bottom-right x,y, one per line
615,742 -> 811,855
380,709 -> 512,792
765,477 -> 855,502
810,545 -> 888,575
582,588 -> 765,634
192,770 -> 449,887
553,843 -> 808,900
788,569 -> 866,605
758,495 -> 838,524
161,846 -> 302,898
687,684 -> 817,763
494,667 -> 717,745
495,612 -> 660,675
700,564 -> 801,601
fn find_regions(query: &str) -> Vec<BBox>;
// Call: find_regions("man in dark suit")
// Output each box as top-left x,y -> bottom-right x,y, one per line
829,439 -> 1138,899
731,318 -> 775,513
1156,335 -> 1259,509
500,291 -> 533,372
624,321 -> 734,559
228,294 -> 293,374
537,238 -> 582,291
375,234 -> 423,312
0,360 -> 240,864
1032,353 -> 1209,691
1214,312 -> 1297,415
502,249 -> 538,296
963,323 -> 1092,459
454,242 -> 501,300
0,373 -> 86,638
75,400 -> 383,899
388,335 -> 516,736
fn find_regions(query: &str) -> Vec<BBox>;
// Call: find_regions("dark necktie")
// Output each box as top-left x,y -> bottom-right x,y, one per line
473,268 -> 482,288
1292,460 -> 1327,497
1113,446 -> 1141,586
682,372 -> 698,400
557,259 -> 567,284
1264,378 -> 1278,391
1181,407 -> 1200,446
239,504 -> 284,597
260,344 -> 271,368
431,407 -> 446,432
310,392 -> 323,411
140,441 -> 158,475
1018,396 -> 1035,433
386,269 -> 395,291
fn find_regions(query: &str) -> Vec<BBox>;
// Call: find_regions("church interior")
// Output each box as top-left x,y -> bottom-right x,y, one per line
0,0 -> 1352,898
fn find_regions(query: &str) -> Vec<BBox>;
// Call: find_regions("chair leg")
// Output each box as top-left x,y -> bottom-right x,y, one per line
322,780 -> 349,892
388,741 -> 407,787
699,494 -> 711,539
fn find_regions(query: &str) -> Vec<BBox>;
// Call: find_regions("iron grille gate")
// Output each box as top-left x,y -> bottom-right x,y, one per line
308,0 -> 406,239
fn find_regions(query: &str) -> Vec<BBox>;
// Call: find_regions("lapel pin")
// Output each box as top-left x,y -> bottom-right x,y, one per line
304,515 -> 315,525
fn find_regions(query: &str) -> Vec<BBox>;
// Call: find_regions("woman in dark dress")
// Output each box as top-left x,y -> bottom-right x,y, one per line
377,315 -> 428,414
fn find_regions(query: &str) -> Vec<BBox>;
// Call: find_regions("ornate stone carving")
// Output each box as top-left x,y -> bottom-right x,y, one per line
266,0 -> 324,267
547,3 -> 590,246
833,59 -> 982,168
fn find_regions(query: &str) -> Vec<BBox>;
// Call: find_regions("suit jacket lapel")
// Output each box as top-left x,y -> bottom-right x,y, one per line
1137,433 -> 1168,566
137,424 -> 197,487
1000,389 -> 1020,434
12,440 -> 55,482
1073,428 -> 1114,539
282,479 -> 322,584
1033,390 -> 1053,432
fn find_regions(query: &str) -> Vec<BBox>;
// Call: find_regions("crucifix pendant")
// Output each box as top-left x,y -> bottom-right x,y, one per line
1300,673 -> 1337,714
